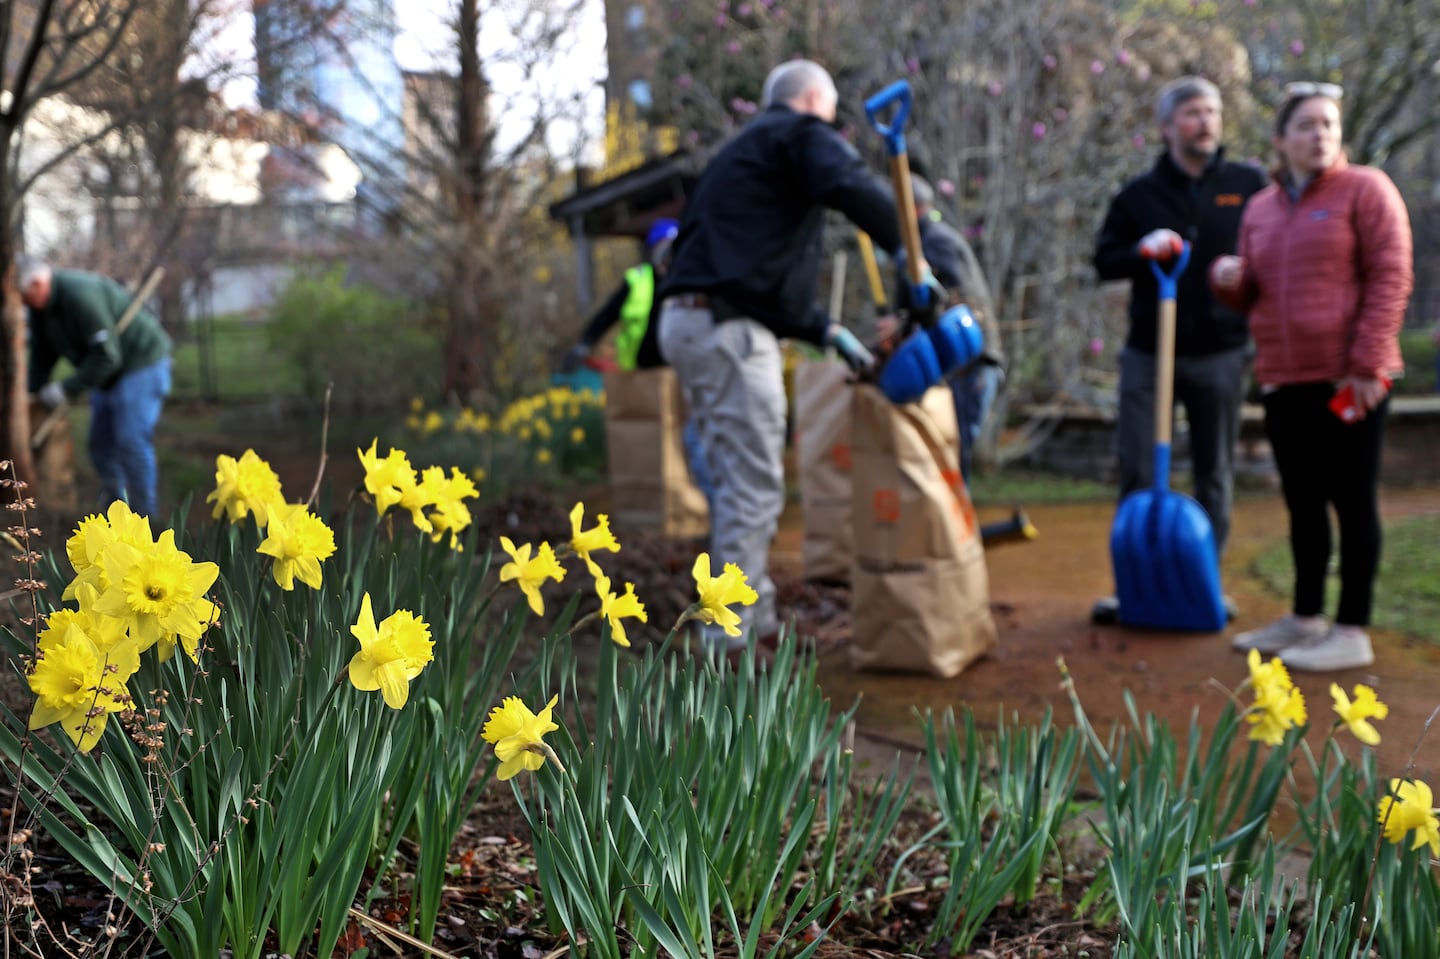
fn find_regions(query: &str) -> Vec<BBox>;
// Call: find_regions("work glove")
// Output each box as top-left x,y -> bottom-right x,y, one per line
906,270 -> 949,329
1138,228 -> 1184,260
37,382 -> 65,409
826,323 -> 876,375
559,342 -> 590,374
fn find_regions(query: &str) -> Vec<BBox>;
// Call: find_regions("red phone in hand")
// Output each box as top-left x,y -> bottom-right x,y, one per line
1329,377 -> 1391,423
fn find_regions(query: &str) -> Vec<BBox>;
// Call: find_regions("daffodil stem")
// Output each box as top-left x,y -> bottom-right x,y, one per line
567,610 -> 600,638
671,605 -> 702,635
525,741 -> 566,774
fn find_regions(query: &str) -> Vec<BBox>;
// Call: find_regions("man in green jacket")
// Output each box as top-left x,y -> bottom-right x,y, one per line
22,255 -> 173,520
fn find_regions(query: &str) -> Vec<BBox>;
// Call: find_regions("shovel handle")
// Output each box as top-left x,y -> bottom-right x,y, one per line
1146,243 -> 1191,301
1148,243 -> 1189,458
855,231 -> 888,311
863,81 -> 912,156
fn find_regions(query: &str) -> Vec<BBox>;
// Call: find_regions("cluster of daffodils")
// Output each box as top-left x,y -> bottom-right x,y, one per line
207,449 -> 338,589
1243,650 -> 1309,746
212,447 -> 434,711
26,503 -> 220,750
405,387 -> 604,469
1243,651 -> 1436,855
358,440 -> 480,550
481,502 -> 760,779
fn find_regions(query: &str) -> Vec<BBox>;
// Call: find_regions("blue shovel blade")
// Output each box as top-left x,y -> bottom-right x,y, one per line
1110,488 -> 1226,631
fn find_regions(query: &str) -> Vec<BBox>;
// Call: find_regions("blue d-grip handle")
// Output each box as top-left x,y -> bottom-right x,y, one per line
864,80 -> 912,157
1147,242 -> 1191,300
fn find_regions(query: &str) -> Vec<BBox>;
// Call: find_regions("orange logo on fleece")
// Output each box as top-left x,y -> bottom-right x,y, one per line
1215,193 -> 1245,207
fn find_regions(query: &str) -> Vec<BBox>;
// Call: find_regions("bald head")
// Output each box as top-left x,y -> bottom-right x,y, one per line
761,59 -> 838,122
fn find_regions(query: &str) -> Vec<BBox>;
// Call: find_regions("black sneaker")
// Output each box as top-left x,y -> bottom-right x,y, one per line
1090,596 -> 1120,625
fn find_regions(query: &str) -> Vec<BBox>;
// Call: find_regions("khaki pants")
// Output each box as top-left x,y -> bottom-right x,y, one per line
658,300 -> 784,649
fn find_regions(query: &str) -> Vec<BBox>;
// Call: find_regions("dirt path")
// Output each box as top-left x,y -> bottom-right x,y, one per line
784,489 -> 1440,785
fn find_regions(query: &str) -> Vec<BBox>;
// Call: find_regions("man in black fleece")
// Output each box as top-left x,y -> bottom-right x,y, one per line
657,58 -> 906,656
1093,75 -> 1265,602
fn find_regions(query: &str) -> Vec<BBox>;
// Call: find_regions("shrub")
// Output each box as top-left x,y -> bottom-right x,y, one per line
265,264 -> 442,412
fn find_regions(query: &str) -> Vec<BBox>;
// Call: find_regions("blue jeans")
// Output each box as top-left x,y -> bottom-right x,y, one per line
682,417 -> 716,514
952,363 -> 1003,481
89,358 -> 171,520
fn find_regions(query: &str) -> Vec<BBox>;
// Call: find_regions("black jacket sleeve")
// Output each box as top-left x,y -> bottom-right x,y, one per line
796,123 -> 903,254
577,281 -> 629,347
1093,187 -> 1145,281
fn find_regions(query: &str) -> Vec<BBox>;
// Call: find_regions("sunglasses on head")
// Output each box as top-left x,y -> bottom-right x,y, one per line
1284,81 -> 1343,101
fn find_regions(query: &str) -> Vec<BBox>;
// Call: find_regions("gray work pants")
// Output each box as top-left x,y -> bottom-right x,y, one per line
1116,343 -> 1250,553
658,301 -> 784,649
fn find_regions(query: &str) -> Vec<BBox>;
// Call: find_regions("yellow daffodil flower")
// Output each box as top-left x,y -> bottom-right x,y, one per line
63,502 -> 155,600
481,694 -> 560,780
691,553 -> 759,637
1244,649 -> 1307,746
397,466 -> 447,535
425,467 -> 479,551
594,573 -> 646,648
499,538 -> 565,615
357,439 -> 418,516
568,503 -> 620,576
90,530 -> 221,662
571,427 -> 585,444
257,504 -> 337,591
1377,779 -> 1440,856
27,623 -> 140,751
40,584 -> 131,656
1330,683 -> 1388,746
207,449 -> 285,527
347,592 -> 434,709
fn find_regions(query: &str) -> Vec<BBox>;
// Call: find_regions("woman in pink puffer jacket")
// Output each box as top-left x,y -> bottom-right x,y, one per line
1211,82 -> 1413,674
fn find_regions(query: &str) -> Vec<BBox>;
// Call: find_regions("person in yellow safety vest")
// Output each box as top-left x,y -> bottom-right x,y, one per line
560,218 -> 717,508
561,218 -> 679,373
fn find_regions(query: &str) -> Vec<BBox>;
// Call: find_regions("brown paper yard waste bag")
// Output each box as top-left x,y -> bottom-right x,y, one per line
793,358 -> 854,583
603,368 -> 709,538
849,384 -> 997,677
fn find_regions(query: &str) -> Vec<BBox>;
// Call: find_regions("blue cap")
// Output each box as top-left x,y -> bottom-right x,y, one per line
878,329 -> 942,404
928,305 -> 985,374
646,218 -> 679,248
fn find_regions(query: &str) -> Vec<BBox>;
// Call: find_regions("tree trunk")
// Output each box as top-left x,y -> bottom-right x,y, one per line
445,0 -> 490,402
0,130 -> 38,494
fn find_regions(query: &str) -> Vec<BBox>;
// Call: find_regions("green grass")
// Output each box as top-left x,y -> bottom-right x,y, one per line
1398,328 -> 1438,395
171,315 -> 303,402
969,468 -> 1112,507
1252,511 -> 1440,644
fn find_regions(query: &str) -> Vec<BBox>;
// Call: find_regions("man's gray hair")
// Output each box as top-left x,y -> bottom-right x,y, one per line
15,253 -> 50,288
761,59 -> 835,109
910,174 -> 935,212
1156,76 -> 1221,124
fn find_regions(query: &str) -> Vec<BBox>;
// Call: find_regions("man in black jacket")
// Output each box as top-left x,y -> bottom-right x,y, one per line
1093,76 -> 1265,618
658,58 -> 905,656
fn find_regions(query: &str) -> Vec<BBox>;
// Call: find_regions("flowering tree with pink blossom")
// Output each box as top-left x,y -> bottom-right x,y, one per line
638,0 -> 1440,466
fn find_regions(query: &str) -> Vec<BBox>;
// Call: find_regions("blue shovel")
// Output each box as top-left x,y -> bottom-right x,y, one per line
1109,243 -> 1227,631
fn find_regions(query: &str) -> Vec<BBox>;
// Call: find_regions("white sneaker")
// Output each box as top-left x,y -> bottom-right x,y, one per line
1231,614 -> 1328,654
1278,625 -> 1375,673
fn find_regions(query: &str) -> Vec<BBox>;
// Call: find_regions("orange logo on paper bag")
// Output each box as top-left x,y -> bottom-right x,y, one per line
872,489 -> 900,524
829,442 -> 851,471
941,467 -> 978,536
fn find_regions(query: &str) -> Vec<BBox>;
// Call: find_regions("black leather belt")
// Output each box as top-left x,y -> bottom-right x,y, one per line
667,293 -> 741,320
